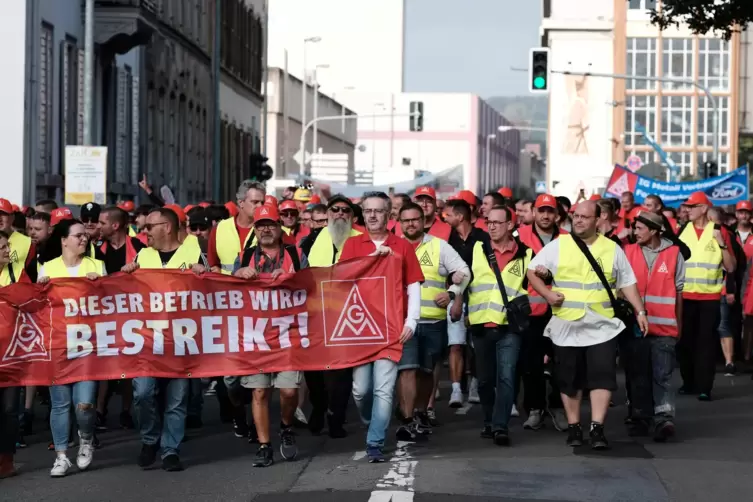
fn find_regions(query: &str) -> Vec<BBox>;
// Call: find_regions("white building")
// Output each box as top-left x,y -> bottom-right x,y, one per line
541,0 -> 741,198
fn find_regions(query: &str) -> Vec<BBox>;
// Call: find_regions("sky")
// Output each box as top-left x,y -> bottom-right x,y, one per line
403,0 -> 542,98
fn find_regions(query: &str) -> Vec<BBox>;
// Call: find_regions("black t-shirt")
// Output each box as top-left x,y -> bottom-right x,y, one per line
448,226 -> 488,271
95,237 -> 146,274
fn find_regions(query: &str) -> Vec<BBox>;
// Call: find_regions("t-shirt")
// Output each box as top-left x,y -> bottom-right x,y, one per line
207,220 -> 253,268
95,237 -> 146,274
448,227 -> 488,274
339,232 -> 425,290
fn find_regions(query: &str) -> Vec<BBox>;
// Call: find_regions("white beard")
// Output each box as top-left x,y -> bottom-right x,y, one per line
329,219 -> 353,248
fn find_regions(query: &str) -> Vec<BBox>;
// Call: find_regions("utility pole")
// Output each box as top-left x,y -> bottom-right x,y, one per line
260,0 -> 269,156
83,0 -> 94,145
212,0 -> 222,201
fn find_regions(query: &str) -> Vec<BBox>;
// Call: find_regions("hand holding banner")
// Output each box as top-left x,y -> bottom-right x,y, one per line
0,256 -> 405,387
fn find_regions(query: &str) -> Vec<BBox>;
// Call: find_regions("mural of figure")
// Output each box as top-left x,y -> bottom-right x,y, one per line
563,75 -> 590,155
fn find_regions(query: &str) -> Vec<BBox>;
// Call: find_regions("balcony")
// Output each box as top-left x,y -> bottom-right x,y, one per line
93,0 -> 159,54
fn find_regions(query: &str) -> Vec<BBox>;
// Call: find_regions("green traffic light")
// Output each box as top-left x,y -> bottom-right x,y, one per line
533,76 -> 546,89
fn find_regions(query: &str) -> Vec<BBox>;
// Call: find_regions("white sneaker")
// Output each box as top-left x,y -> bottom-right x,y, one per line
449,387 -> 463,408
511,404 -> 520,417
548,409 -> 568,432
468,378 -> 480,404
77,435 -> 94,471
523,409 -> 544,430
50,455 -> 72,477
294,407 -> 308,425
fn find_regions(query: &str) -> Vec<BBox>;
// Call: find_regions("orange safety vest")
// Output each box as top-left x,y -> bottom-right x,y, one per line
517,224 -> 567,317
100,237 -> 139,264
624,243 -> 680,337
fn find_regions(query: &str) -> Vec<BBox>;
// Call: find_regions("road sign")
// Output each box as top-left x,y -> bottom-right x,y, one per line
292,149 -> 311,167
535,181 -> 547,193
626,155 -> 643,172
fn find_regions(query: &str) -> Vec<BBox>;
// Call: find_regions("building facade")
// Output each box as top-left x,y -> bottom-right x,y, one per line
541,0 -> 741,197
1,0 -> 265,206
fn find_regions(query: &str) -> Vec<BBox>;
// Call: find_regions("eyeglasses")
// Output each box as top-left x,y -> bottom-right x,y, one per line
67,233 -> 88,240
144,222 -> 168,231
255,222 -> 278,230
189,224 -> 209,232
329,206 -> 352,214
280,211 -> 299,217
363,208 -> 387,215
312,218 -> 328,224
400,217 -> 422,225
485,220 -> 509,227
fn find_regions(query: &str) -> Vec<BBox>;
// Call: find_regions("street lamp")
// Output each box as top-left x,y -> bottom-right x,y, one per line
301,36 -> 321,169
312,63 -> 330,156
485,134 -> 496,191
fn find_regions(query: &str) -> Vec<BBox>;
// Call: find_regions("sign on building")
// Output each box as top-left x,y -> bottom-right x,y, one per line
65,146 -> 108,205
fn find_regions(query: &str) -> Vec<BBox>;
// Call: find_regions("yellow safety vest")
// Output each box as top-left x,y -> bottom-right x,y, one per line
0,265 -> 15,286
215,217 -> 256,274
128,227 -> 138,238
136,241 -> 198,270
679,222 -> 723,294
182,233 -> 202,255
552,234 -> 616,321
8,232 -> 31,282
467,241 -> 530,326
87,241 -> 97,259
416,235 -> 446,320
307,227 -> 361,267
42,256 -> 104,279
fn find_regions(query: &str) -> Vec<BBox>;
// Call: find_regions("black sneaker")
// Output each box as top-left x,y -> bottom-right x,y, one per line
253,444 -> 274,467
566,424 -> 583,447
327,415 -> 347,439
308,408 -> 326,436
396,423 -> 416,442
186,415 -> 203,429
279,427 -> 298,461
119,410 -> 134,430
233,417 -> 249,438
480,426 -> 493,439
138,443 -> 159,468
95,411 -> 108,432
15,435 -> 27,449
724,363 -> 736,376
589,423 -> 609,450
653,421 -> 675,442
414,412 -> 433,435
426,408 -> 440,427
161,454 -> 183,472
493,430 -> 510,446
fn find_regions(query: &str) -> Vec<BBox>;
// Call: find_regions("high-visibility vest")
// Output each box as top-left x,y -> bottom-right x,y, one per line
552,234 -> 616,321
8,232 -> 31,282
0,265 -> 17,286
415,235 -> 446,320
624,243 -> 679,337
392,217 -> 451,241
42,256 -> 103,279
467,241 -> 530,326
136,241 -> 198,270
128,227 -> 139,238
679,222 -> 723,295
100,237 -> 139,264
215,217 -> 256,274
307,227 -> 361,267
517,224 -> 567,317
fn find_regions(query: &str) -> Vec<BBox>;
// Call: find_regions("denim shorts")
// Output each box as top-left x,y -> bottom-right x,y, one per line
398,321 -> 447,372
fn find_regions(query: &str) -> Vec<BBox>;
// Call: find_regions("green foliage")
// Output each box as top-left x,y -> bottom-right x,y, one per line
651,0 -> 753,40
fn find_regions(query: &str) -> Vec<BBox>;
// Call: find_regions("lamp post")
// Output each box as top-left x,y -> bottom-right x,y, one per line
301,36 -> 321,170
485,134 -> 496,191
312,63 -> 329,157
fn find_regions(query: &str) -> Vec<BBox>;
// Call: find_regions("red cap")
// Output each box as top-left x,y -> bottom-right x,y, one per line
225,201 -> 239,217
164,204 -> 187,224
118,200 -> 135,212
736,200 -> 753,211
498,187 -> 513,199
455,190 -> 477,208
50,207 -> 73,226
11,204 -> 19,212
569,203 -> 578,214
0,198 -> 13,214
183,204 -> 196,213
589,194 -> 602,201
534,194 -> 557,209
253,204 -> 279,224
414,186 -> 437,200
685,191 -> 711,206
279,200 -> 298,212
199,202 -> 211,208
265,195 -> 279,206
310,194 -> 322,204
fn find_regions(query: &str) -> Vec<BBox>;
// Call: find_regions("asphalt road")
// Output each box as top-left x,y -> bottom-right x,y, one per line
3,372 -> 753,502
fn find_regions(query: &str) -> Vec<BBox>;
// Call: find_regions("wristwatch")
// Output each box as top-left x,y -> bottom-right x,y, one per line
637,310 -> 647,316
447,291 -> 456,302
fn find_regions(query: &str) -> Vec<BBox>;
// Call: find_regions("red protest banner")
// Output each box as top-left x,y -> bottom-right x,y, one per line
0,256 -> 404,387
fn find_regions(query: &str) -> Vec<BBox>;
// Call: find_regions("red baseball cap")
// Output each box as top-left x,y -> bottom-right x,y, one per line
279,200 -> 298,212
0,198 -> 13,214
736,200 -> 753,211
534,194 -> 557,209
498,187 -> 513,199
265,195 -> 279,206
589,194 -> 602,201
254,204 -> 280,224
50,207 -> 73,226
120,200 -> 135,212
310,194 -> 322,204
11,204 -> 19,212
685,191 -> 711,206
183,204 -> 196,213
225,201 -> 239,217
414,186 -> 437,201
164,204 -> 187,224
455,190 -> 477,208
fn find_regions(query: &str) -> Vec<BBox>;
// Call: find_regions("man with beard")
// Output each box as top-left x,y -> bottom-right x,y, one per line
309,204 -> 328,230
28,212 -> 52,256
299,194 -> 362,437
80,203 -> 102,258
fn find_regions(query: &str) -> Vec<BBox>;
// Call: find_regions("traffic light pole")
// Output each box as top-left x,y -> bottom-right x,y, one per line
297,111 -> 421,176
552,69 -> 720,164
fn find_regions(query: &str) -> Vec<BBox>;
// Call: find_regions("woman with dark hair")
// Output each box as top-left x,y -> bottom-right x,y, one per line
37,218 -> 105,477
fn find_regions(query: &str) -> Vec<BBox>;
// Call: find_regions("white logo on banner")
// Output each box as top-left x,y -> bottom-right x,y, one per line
1,310 -> 51,367
323,278 -> 388,347
607,173 -> 631,197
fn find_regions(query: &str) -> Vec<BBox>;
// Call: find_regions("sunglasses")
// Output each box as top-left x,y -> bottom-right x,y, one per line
144,222 -> 168,231
312,218 -> 328,224
189,224 -> 209,232
280,211 -> 299,217
329,206 -> 352,214
81,217 -> 98,224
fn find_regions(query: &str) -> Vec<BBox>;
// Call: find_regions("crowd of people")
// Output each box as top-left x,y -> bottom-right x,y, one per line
0,180 -> 750,479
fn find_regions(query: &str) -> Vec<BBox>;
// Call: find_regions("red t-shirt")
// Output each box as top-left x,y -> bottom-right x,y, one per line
683,225 -> 734,301
207,220 -> 253,268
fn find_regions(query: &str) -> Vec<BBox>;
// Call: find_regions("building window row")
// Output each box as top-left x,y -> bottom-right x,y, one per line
623,150 -> 730,177
627,0 -> 657,10
221,0 -> 264,94
39,23 -> 54,175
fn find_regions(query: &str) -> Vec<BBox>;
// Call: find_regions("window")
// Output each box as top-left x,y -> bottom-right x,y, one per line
623,150 -> 654,166
699,39 -> 730,91
624,95 -> 657,146
39,23 -> 54,174
662,38 -> 694,89
661,96 -> 692,147
626,38 -> 658,90
668,151 -> 694,177
115,66 -> 133,185
60,37 -> 80,157
628,0 -> 657,9
697,95 -> 729,148
697,152 -> 730,174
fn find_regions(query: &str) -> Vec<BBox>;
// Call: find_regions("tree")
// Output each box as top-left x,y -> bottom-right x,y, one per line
651,1 -> 753,40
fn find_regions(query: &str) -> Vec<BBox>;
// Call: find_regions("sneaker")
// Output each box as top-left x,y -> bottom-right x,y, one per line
253,444 -> 274,467
366,445 -> 385,463
480,425 -> 494,439
589,423 -> 609,450
724,363 -> 736,377
653,421 -> 676,443
119,410 -> 134,430
426,408 -> 440,427
279,427 -> 298,461
50,455 -> 72,477
137,443 -> 159,468
449,387 -> 463,408
16,435 -> 27,449
566,424 -> 583,447
186,415 -> 203,429
548,409 -> 568,432
698,393 -> 712,402
523,409 -> 545,430
162,454 -> 183,472
468,378 -> 480,404
294,407 -> 309,426
76,435 -> 95,470
233,417 -> 249,438
204,381 -> 217,396
396,424 -> 416,441
414,412 -> 433,434
493,430 -> 510,446
95,411 -> 108,432
511,404 -> 520,417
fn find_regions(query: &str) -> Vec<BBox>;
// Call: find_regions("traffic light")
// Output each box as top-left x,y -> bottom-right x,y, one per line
248,153 -> 273,182
702,160 -> 719,178
409,101 -> 424,132
529,48 -> 550,94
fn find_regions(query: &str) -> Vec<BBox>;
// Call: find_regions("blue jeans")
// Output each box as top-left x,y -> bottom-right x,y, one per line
188,379 -> 204,419
649,336 -> 676,423
352,359 -> 398,448
50,381 -> 97,451
471,326 -> 521,432
132,378 -> 188,458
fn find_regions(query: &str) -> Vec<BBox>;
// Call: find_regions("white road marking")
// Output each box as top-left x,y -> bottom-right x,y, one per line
352,450 -> 366,461
455,402 -> 473,415
368,440 -> 417,502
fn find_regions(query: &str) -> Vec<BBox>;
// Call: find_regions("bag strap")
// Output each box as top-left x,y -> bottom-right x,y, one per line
284,245 -> 301,272
570,235 -> 618,306
7,264 -> 16,284
481,239 -> 513,310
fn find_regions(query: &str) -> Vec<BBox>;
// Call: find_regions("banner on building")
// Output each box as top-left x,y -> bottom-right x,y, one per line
0,257 -> 404,387
604,164 -> 749,208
